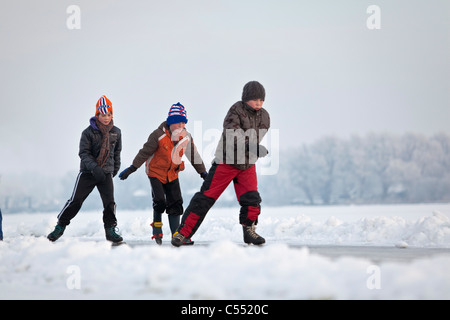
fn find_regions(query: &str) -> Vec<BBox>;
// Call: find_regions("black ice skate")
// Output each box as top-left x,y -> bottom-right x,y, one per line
151,222 -> 163,245
105,226 -> 123,243
152,235 -> 163,245
242,223 -> 265,245
171,232 -> 194,247
47,224 -> 66,242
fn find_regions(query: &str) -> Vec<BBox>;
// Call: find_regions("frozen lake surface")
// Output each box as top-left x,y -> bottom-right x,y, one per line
1,203 -> 450,299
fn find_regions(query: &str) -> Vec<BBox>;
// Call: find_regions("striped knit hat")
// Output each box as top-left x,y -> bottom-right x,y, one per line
95,95 -> 113,116
167,102 -> 188,125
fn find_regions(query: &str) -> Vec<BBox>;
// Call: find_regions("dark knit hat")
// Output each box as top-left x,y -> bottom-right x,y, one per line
242,81 -> 265,102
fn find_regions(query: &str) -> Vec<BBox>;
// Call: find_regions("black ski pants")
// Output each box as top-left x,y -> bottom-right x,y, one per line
57,172 -> 117,228
149,177 -> 183,235
149,177 -> 183,216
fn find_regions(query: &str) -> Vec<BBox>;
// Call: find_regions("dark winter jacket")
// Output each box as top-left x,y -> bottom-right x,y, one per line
214,101 -> 270,170
79,117 -> 122,176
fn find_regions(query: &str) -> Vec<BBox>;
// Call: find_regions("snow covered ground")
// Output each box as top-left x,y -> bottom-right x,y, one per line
1,203 -> 450,300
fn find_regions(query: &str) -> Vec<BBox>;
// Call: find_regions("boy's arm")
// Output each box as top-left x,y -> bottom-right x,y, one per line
223,105 -> 241,130
222,106 -> 254,153
119,129 -> 159,180
131,130 -> 159,169
185,133 -> 206,174
221,106 -> 270,161
79,129 -> 98,172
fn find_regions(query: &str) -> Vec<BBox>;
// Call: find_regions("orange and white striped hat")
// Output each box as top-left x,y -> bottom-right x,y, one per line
95,95 -> 113,116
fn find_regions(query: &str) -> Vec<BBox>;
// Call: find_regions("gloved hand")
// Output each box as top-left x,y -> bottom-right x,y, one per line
200,172 -> 208,180
257,145 -> 269,158
249,143 -> 269,158
119,165 -> 137,180
92,166 -> 106,183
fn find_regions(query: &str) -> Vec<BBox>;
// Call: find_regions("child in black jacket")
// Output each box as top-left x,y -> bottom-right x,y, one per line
47,95 -> 123,243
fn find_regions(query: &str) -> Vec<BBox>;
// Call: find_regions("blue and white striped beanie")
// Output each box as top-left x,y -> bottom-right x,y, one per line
167,102 -> 188,125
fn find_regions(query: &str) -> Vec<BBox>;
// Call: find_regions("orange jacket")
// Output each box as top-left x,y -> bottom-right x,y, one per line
132,122 -> 206,183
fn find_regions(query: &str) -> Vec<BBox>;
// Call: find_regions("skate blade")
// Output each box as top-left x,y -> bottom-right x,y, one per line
111,241 -> 127,247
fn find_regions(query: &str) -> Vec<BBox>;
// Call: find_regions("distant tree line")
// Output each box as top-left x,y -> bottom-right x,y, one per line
260,132 -> 450,205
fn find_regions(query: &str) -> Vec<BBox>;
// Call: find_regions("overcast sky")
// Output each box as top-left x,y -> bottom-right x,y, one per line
1,0 -> 449,176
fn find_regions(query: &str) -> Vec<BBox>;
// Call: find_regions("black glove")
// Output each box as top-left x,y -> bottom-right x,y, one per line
249,143 -> 269,158
92,166 -> 106,183
200,172 -> 208,180
257,145 -> 269,158
119,165 -> 137,180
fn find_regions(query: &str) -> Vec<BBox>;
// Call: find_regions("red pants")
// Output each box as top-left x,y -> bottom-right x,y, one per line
179,163 -> 262,238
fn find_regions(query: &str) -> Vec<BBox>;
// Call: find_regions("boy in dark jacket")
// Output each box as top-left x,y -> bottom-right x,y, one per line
119,103 -> 207,245
47,95 -> 123,243
172,81 -> 270,246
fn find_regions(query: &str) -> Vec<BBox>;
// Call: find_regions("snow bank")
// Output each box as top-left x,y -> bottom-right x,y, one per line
1,238 -> 450,300
4,206 -> 450,248
1,204 -> 450,299
261,211 -> 450,247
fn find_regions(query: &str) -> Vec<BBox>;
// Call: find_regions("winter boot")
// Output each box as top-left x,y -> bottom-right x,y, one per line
47,224 -> 66,242
171,231 -> 195,247
151,222 -> 163,245
242,223 -> 265,245
105,226 -> 123,243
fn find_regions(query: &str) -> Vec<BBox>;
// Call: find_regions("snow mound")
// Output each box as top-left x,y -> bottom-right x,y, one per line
259,211 -> 450,247
1,205 -> 450,299
6,210 -> 450,247
1,237 -> 450,299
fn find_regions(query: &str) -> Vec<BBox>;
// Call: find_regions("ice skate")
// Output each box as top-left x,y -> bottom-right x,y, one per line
47,224 -> 66,242
105,226 -> 123,243
242,223 -> 265,245
152,234 -> 163,245
151,222 -> 163,245
171,232 -> 194,247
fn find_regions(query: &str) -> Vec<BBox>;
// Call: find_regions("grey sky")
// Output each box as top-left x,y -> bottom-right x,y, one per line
1,0 -> 449,176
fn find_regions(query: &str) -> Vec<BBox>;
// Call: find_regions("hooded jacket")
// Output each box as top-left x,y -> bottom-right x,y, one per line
79,117 -> 122,176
